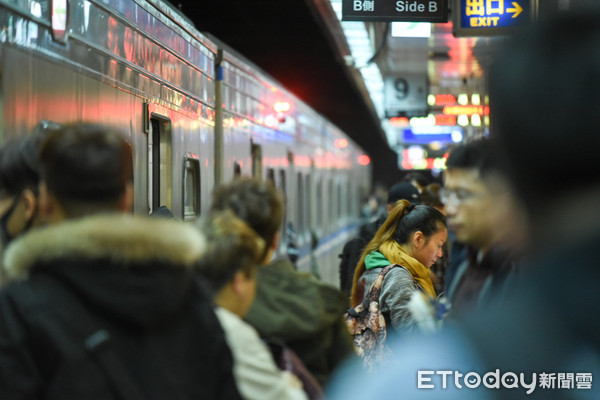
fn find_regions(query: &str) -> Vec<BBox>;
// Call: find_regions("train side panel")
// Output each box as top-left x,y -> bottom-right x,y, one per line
0,0 -> 371,288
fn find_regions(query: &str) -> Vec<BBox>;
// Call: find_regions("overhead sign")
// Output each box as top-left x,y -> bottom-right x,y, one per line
342,0 -> 448,22
401,126 -> 463,144
384,74 -> 428,117
454,0 -> 532,37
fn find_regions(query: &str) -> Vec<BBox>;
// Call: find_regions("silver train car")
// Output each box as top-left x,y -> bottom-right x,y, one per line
0,0 -> 371,286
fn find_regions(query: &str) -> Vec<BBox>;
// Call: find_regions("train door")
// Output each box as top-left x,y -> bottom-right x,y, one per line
148,115 -> 172,214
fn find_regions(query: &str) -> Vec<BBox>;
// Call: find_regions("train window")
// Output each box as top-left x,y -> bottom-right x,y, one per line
233,161 -> 241,179
280,169 -> 288,227
297,172 -> 304,235
267,168 -> 275,186
305,173 -> 311,235
183,155 -> 200,221
279,169 -> 287,201
337,182 -> 343,220
149,116 -> 172,213
328,179 -> 335,232
251,142 -> 262,178
316,178 -> 323,233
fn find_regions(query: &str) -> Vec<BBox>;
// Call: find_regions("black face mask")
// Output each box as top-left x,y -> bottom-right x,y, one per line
0,195 -> 35,246
0,197 -> 19,246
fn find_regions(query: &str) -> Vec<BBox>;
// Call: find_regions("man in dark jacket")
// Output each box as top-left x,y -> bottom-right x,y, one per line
442,139 -> 526,315
211,177 -> 354,385
0,123 -> 240,400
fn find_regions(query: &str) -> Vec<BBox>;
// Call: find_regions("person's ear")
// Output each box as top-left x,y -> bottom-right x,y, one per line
21,188 -> 37,220
261,232 -> 278,265
413,231 -> 425,248
230,270 -> 247,296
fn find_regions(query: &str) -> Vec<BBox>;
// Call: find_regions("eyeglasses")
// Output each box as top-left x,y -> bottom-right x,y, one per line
439,188 -> 487,205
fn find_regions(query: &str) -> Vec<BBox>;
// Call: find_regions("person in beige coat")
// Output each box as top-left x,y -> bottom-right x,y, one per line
197,210 -> 307,400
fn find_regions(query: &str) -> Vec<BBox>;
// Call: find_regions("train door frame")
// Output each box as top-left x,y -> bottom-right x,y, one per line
251,141 -> 262,179
286,150 -> 296,246
147,113 -> 173,214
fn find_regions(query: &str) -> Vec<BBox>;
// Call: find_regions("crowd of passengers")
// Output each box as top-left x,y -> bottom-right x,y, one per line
1,9 -> 600,399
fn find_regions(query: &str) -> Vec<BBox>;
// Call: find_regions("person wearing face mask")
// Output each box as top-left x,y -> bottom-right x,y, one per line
0,121 -> 59,253
0,134 -> 45,287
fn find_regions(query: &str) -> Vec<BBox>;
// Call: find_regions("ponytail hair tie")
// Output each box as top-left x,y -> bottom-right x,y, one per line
403,203 -> 416,216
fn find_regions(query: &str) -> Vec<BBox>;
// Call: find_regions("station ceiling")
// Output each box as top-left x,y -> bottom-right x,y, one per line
175,0 -> 402,185
174,0 -> 595,186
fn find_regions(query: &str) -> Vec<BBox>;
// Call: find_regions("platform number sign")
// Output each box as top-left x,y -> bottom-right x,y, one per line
384,75 -> 428,117
394,78 -> 409,99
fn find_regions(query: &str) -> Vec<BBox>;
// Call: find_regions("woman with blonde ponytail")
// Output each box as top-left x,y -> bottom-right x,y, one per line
349,200 -> 447,334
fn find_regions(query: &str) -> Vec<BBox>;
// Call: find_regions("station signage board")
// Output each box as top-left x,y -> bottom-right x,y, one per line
384,74 -> 428,117
453,0 -> 532,37
342,0 -> 448,23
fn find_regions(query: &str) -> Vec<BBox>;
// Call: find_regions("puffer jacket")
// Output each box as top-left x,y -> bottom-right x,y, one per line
0,214 -> 241,400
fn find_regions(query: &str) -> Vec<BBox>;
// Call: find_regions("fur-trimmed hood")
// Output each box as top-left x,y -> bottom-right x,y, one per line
3,214 -> 205,281
1,214 -> 207,327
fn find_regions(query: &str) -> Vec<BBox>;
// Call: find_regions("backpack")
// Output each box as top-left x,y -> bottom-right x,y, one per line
343,264 -> 397,371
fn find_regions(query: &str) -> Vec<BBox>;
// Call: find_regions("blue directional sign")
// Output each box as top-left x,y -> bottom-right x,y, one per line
402,126 -> 463,144
454,0 -> 532,37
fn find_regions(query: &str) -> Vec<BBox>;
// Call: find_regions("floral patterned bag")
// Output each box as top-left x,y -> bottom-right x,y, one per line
344,264 -> 397,371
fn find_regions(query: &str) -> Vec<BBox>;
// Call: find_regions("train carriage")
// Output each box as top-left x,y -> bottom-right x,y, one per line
0,0 -> 370,286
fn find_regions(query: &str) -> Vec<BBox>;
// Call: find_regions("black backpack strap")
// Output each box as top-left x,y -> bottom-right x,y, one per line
83,329 -> 146,400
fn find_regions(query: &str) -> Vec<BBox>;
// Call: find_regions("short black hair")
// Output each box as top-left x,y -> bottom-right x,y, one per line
38,123 -> 132,209
403,172 -> 429,188
445,139 -> 507,179
0,136 -> 41,197
210,177 -> 284,249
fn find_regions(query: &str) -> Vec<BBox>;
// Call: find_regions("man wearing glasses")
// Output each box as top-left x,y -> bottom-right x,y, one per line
441,139 -> 527,316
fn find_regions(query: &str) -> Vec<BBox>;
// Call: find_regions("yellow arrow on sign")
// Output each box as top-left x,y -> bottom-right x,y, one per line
507,2 -> 523,18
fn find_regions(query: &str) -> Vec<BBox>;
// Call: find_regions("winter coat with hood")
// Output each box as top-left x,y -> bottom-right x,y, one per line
0,214 -> 241,400
244,258 -> 354,386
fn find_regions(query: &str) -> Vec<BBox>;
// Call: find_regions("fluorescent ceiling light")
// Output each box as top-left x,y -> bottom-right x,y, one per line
391,22 -> 431,38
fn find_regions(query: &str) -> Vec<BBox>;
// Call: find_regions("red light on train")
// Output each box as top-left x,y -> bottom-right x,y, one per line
335,138 -> 348,149
358,155 -> 371,166
274,101 -> 291,113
